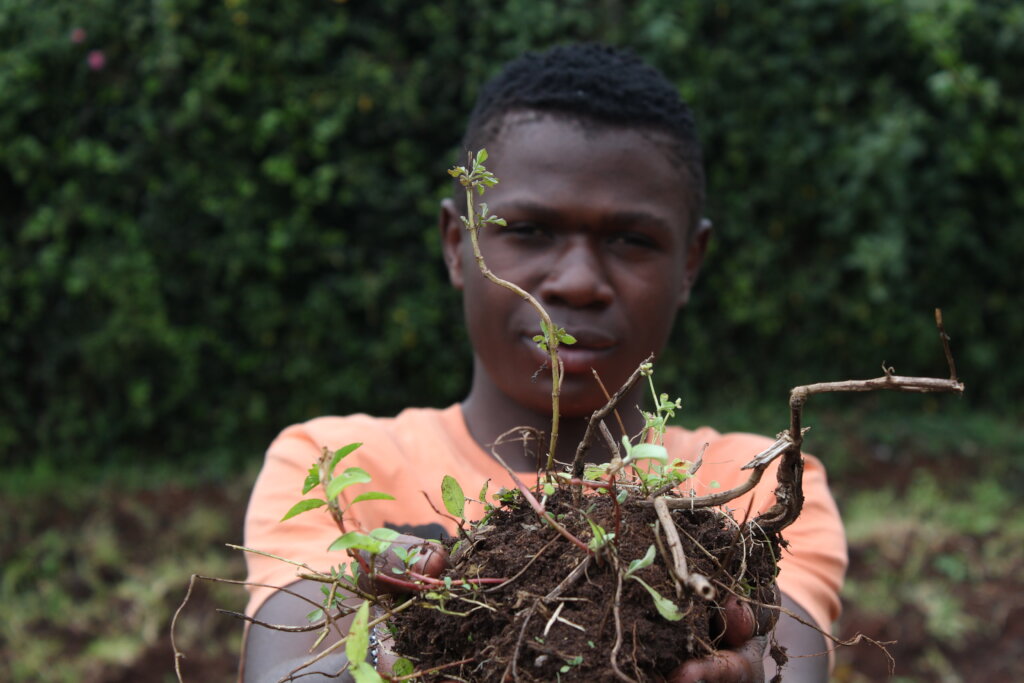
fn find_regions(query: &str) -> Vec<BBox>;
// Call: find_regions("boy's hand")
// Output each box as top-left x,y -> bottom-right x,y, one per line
370,535 -> 450,674
371,542 -> 779,683
668,593 -> 778,683
356,534 -> 449,595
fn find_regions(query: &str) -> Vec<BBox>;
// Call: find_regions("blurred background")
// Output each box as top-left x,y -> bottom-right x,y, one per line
1,1 -> 1021,680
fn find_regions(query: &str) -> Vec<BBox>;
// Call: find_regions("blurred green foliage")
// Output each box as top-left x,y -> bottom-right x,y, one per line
1,0 -> 1021,468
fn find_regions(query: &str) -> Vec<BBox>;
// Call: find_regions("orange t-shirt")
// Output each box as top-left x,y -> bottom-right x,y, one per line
243,404 -> 846,634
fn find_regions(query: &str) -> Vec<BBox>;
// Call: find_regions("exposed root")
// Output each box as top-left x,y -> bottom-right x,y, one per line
609,570 -> 637,683
653,496 -> 714,600
504,556 -> 593,682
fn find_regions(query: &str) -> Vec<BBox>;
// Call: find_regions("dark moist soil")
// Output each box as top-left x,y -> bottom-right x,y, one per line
393,488 -> 782,682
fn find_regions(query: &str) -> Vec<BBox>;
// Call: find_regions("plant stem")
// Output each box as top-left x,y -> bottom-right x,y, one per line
463,183 -> 563,471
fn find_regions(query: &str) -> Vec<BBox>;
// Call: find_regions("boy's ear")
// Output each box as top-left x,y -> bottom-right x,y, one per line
677,217 -> 712,308
439,198 -> 465,290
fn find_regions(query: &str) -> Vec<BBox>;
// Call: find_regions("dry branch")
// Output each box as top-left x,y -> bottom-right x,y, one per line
755,310 -> 965,533
571,354 -> 653,479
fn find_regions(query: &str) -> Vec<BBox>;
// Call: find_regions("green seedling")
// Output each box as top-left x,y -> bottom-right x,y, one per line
585,518 -> 615,552
448,149 -> 576,472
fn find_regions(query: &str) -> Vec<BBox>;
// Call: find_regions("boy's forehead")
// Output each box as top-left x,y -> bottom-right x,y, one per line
486,109 -> 677,152
478,111 -> 698,238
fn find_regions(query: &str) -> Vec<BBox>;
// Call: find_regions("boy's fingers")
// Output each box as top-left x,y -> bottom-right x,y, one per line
710,587 -> 781,648
414,542 -> 449,578
356,534 -> 450,594
668,636 -> 767,683
711,595 -> 756,648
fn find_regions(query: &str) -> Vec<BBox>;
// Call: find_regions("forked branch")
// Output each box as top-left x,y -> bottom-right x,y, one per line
755,309 -> 964,533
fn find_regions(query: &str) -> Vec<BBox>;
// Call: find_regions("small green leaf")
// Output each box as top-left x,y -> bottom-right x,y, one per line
476,148 -> 488,164
368,527 -> 401,543
543,482 -> 555,496
281,498 -> 326,521
350,660 -> 383,683
325,466 -> 373,500
392,658 -> 414,676
633,467 -> 651,485
625,545 -> 657,579
559,332 -> 577,345
629,443 -> 669,463
329,442 -> 363,475
709,480 -> 720,489
478,479 -> 490,503
441,474 -> 466,518
631,577 -> 685,621
302,465 -> 320,494
350,491 -> 395,505
306,607 -> 324,622
586,518 -> 614,551
346,601 -> 370,665
327,528 -> 398,555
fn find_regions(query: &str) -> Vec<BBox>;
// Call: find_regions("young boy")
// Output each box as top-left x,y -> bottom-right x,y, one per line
241,44 -> 846,682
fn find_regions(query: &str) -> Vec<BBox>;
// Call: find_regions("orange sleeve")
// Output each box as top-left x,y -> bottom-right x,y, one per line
242,420 -> 366,617
677,429 -> 847,635
772,454 -> 848,635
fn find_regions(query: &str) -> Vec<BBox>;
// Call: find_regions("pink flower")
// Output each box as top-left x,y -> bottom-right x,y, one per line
87,50 -> 106,71
70,27 -> 87,44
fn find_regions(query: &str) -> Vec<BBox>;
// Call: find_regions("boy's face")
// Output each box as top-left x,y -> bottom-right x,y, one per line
441,113 -> 709,418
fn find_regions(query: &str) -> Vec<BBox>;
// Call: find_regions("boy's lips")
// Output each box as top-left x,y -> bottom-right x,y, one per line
521,330 -> 617,375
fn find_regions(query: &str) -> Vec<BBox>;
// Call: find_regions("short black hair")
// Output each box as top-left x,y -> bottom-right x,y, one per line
462,43 -> 705,226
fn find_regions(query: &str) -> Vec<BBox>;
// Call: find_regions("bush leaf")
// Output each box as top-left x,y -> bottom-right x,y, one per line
302,465 -> 320,494
327,528 -> 399,555
281,498 -> 326,521
350,662 -> 383,683
345,602 -> 372,677
392,658 -> 414,676
631,577 -> 684,621
441,474 -> 465,518
629,443 -> 669,463
325,466 -> 372,500
328,442 -> 363,475
350,491 -> 395,505
625,545 -> 657,579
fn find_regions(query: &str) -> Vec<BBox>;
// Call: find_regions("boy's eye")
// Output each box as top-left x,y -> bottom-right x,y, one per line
609,231 -> 657,249
502,223 -> 551,239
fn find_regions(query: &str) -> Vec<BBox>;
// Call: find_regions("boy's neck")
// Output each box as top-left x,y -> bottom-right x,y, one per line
460,368 -> 648,472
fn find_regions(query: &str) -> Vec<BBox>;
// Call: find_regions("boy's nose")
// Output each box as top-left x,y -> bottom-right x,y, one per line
536,240 -> 613,309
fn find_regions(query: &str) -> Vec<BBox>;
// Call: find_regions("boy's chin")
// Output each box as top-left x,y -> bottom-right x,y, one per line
549,380 -> 613,419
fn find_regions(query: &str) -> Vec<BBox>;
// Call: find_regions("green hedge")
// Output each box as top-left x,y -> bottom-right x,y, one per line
2,0 -> 1021,468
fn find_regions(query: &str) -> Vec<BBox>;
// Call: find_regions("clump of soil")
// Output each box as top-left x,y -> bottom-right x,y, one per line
394,488 -> 782,681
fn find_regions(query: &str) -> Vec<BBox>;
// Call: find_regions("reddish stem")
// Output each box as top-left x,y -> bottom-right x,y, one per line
501,462 -> 592,555
405,571 -> 509,587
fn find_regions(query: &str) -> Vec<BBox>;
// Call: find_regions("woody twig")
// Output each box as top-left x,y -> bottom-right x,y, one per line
755,309 -> 965,533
